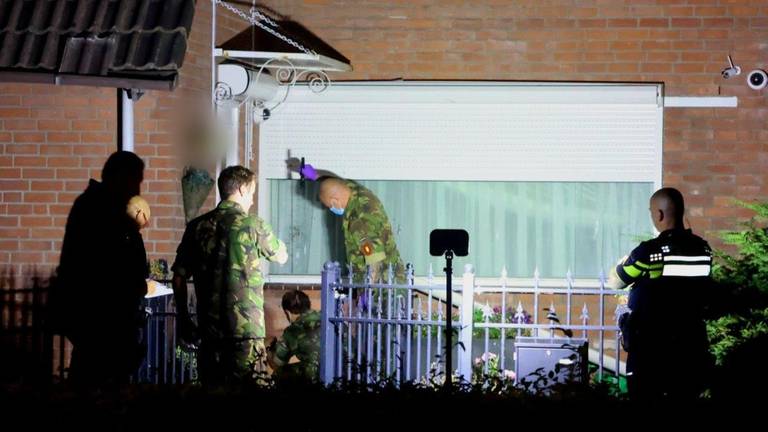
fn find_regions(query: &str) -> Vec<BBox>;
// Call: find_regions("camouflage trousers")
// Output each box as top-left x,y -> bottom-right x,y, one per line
198,338 -> 268,386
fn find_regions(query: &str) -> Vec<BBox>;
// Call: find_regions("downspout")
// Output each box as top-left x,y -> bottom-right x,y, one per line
117,88 -> 142,152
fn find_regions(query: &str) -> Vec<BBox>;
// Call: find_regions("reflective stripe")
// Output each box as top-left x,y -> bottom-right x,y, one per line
634,261 -> 663,270
662,264 -> 711,277
622,264 -> 642,278
663,255 -> 711,262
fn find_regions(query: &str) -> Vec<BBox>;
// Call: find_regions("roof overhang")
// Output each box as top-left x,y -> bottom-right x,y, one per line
0,70 -> 177,91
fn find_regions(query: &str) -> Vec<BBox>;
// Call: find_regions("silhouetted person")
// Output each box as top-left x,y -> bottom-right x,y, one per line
55,151 -> 148,387
608,188 -> 714,402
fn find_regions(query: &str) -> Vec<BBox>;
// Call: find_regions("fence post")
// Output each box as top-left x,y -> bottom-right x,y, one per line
320,261 -> 339,385
458,264 -> 475,382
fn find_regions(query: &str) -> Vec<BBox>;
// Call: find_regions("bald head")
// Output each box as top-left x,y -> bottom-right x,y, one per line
318,177 -> 351,211
650,187 -> 685,232
127,195 -> 151,229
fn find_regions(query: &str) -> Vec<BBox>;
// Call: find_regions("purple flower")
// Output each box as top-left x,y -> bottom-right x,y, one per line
357,292 -> 369,312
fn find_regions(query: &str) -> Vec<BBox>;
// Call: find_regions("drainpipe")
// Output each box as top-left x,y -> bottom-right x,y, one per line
117,88 -> 143,152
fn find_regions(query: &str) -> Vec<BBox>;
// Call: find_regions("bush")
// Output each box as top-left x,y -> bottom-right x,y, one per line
707,200 -> 768,398
472,306 -> 533,339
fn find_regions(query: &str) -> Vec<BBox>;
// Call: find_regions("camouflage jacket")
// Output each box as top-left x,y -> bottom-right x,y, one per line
342,181 -> 404,282
272,310 -> 321,381
172,200 -> 285,340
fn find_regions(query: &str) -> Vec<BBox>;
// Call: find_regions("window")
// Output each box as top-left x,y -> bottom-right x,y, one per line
268,179 -> 654,278
259,82 -> 663,281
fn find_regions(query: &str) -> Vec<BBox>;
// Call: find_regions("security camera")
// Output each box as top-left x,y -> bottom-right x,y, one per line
722,67 -> 741,79
721,55 -> 741,79
747,69 -> 768,90
251,106 -> 271,124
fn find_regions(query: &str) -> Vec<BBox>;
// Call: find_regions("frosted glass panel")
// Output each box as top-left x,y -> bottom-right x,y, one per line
269,180 -> 655,278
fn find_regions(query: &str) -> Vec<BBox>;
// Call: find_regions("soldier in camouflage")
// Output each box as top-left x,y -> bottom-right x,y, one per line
267,290 -> 320,382
318,177 -> 404,283
172,166 -> 288,385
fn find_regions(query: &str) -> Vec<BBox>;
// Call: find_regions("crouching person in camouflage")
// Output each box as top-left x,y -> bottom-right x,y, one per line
172,166 -> 288,386
267,290 -> 321,383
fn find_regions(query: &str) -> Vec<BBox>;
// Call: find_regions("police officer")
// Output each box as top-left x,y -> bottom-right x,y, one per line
608,187 -> 714,401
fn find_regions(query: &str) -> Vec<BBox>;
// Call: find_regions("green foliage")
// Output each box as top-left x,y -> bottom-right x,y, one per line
707,307 -> 768,366
181,166 -> 214,223
589,363 -> 627,397
713,200 -> 768,300
472,306 -> 532,339
148,259 -> 169,281
413,307 -> 532,339
707,200 -> 768,384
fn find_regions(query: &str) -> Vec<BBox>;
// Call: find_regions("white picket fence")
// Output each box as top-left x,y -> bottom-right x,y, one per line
319,262 -> 627,386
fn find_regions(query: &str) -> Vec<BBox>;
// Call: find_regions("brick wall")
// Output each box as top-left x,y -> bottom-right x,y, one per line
2,0 -> 768,278
0,1 -> 243,279
255,0 -> 767,237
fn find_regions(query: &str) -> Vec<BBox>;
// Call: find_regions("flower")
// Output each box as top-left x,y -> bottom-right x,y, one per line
480,304 -> 494,321
503,370 -> 516,381
472,351 -> 502,383
481,352 -> 498,363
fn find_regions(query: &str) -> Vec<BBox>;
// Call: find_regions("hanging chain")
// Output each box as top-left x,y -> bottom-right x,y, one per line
213,0 -> 316,56
248,0 -> 270,27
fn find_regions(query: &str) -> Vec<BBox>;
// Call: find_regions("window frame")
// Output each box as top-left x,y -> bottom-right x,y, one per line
257,81 -> 664,284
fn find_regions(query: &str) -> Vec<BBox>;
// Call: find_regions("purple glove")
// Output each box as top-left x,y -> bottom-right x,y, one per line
300,163 -> 318,181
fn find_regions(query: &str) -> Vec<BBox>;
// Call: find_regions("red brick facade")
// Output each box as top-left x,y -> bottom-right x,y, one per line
2,0 -> 767,277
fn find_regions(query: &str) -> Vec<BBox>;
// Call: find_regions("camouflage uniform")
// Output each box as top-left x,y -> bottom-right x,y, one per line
172,200 -> 285,384
270,310 -> 321,382
343,181 -> 404,282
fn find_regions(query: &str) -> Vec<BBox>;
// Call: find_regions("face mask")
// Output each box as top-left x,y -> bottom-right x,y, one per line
330,206 -> 345,216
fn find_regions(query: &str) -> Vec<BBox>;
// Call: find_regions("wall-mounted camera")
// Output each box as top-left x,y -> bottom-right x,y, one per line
747,69 -> 768,90
254,107 -> 271,123
721,55 -> 741,79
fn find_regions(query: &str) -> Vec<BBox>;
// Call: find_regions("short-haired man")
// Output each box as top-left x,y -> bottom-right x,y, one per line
608,187 -> 713,401
172,165 -> 288,385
